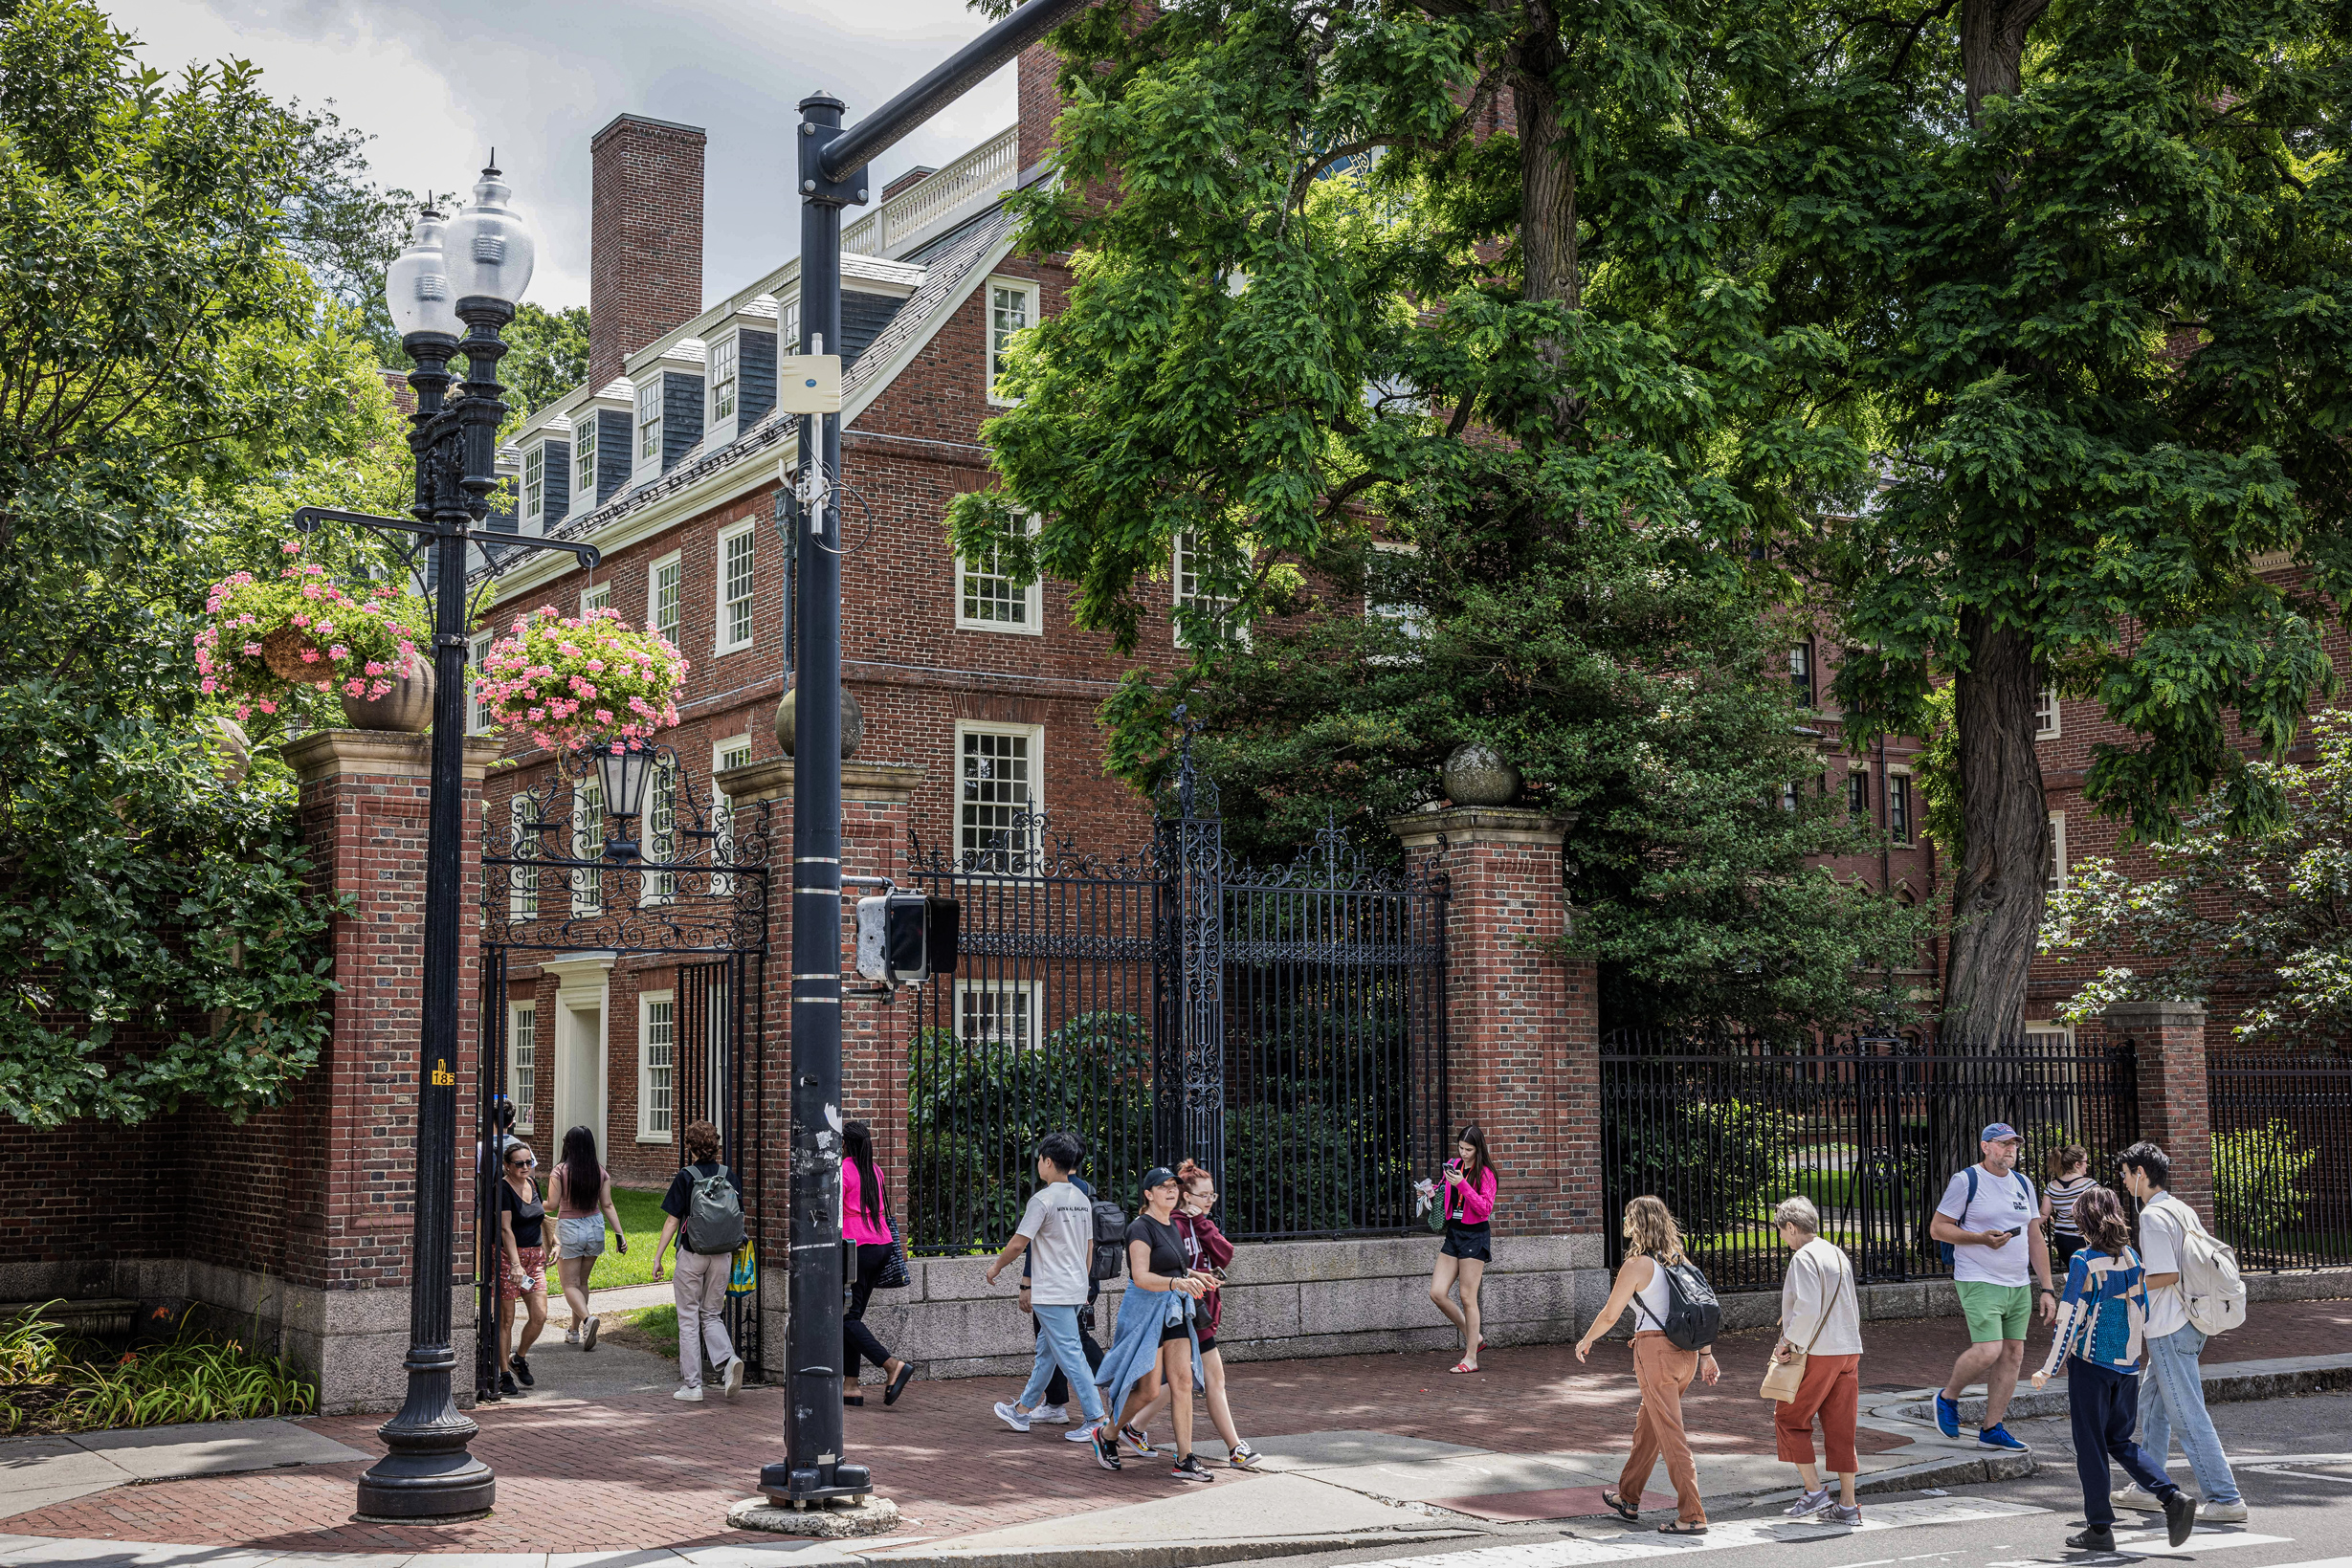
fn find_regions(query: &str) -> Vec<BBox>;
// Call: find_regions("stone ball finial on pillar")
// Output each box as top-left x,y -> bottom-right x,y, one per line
1442,742 -> 1521,806
775,682 -> 864,760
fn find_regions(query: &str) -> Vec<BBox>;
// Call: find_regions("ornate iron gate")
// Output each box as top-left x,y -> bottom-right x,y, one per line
903,753 -> 1448,1252
474,746 -> 770,1398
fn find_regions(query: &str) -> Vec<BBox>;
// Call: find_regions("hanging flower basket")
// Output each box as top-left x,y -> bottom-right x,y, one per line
479,605 -> 687,755
196,541 -> 429,724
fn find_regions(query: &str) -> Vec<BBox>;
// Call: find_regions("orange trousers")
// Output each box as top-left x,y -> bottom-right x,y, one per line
1618,1331 -> 1705,1525
1773,1351 -> 1861,1471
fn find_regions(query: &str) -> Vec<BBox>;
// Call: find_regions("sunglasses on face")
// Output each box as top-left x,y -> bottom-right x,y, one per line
509,1157 -> 536,1168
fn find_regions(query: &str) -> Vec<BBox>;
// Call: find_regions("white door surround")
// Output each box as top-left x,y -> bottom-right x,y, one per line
539,951 -> 616,1159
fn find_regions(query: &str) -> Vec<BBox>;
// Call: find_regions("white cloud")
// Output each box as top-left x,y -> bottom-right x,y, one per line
108,0 -> 1019,310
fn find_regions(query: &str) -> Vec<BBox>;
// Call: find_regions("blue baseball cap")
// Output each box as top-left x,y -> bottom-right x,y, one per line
1981,1122 -> 2022,1142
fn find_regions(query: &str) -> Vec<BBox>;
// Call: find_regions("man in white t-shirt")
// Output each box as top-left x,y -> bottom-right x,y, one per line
985,1131 -> 1120,1469
2113,1142 -> 2247,1523
1928,1122 -> 2055,1452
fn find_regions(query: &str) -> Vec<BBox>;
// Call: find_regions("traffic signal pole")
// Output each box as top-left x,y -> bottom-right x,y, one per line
763,0 -> 1092,1507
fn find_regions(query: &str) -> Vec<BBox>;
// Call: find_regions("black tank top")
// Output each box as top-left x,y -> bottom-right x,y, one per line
501,1177 -> 544,1248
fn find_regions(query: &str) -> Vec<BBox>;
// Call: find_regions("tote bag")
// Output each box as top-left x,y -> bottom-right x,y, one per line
1762,1252 -> 1852,1402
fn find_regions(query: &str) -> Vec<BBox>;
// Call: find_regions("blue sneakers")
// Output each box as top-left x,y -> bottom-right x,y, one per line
1934,1392 -> 1961,1438
1978,1423 -> 2029,1452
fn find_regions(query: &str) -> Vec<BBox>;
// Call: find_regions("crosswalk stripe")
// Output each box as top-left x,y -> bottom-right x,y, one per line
2103,1533 -> 2295,1559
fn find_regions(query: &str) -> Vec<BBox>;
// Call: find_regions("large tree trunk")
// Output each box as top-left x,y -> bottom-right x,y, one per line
1942,612 -> 2049,1046
1513,14 -> 1577,311
1959,0 -> 2050,125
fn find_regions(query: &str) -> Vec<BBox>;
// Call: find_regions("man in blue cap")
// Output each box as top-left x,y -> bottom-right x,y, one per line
1928,1122 -> 2056,1451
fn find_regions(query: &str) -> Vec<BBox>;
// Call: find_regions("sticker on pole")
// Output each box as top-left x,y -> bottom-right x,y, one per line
777,353 -> 843,413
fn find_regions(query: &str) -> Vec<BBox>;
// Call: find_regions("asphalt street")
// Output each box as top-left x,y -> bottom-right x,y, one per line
1238,1392 -> 2352,1568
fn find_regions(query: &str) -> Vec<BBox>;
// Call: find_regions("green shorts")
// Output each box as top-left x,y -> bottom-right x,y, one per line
1956,1280 -> 2031,1341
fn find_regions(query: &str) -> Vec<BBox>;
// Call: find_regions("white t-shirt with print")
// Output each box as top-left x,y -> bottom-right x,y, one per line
1016,1180 -> 1097,1307
2136,1191 -> 2200,1338
1936,1164 -> 2037,1287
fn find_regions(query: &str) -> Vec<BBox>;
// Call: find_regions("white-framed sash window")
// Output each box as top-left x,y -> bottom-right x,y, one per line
957,722 -> 1042,872
651,551 -> 682,648
956,513 -> 1042,632
987,276 -> 1040,406
509,1001 -> 536,1129
718,522 -> 756,652
639,989 -> 676,1140
955,978 -> 1040,1049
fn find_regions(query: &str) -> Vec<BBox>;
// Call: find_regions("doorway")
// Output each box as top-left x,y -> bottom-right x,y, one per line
554,999 -> 604,1151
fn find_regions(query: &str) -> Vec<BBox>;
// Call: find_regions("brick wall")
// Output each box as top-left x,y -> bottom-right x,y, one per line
589,115 -> 707,393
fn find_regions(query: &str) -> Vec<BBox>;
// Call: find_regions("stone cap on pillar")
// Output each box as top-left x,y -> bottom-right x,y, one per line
282,730 -> 507,784
1387,805 -> 1577,851
2102,998 -> 2208,1030
716,757 -> 926,808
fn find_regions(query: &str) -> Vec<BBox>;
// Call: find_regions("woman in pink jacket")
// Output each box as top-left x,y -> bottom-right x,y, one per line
841,1120 -> 916,1405
1428,1123 -> 1497,1373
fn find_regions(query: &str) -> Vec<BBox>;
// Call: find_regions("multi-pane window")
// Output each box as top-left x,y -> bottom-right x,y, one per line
957,979 -> 1038,1049
709,335 -> 739,423
777,297 -> 801,349
1173,532 -> 1239,648
1366,541 -> 1428,645
713,739 -> 751,896
572,774 -> 605,915
509,1003 -> 536,1128
507,795 -> 539,920
987,280 -> 1037,404
642,755 -> 677,905
2036,685 -> 2061,739
959,727 -> 1037,872
641,994 -> 675,1138
469,632 -> 496,734
1789,642 -> 1814,705
1847,770 -> 1869,819
574,415 -> 598,502
521,445 -> 544,529
2046,812 -> 2067,894
582,582 -> 611,618
636,380 -> 662,461
651,554 -> 681,647
719,525 -> 755,651
956,514 -> 1039,630
1887,774 -> 1913,844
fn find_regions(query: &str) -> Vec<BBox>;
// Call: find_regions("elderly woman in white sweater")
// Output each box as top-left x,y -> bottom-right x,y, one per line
1771,1195 -> 1865,1525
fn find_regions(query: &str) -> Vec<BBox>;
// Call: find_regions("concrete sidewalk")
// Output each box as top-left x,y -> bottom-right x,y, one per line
0,1298 -> 2341,1566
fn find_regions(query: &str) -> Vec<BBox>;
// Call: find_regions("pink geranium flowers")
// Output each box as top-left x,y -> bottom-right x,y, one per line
478,605 -> 686,753
194,539 -> 427,724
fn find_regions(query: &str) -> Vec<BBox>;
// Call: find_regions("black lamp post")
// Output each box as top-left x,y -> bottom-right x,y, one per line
762,0 -> 1092,1510
296,162 -> 601,1525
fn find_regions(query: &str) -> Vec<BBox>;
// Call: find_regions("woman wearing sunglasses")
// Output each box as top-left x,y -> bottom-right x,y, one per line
497,1142 -> 551,1399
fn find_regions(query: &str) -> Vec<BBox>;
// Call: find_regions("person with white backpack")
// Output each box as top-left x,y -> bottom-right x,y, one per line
2115,1141 -> 2250,1524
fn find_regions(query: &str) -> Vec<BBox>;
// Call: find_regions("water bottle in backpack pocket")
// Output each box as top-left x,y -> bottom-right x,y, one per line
1634,1256 -> 1723,1351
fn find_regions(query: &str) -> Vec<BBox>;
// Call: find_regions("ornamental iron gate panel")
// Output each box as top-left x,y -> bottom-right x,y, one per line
903,753 -> 1448,1252
1599,1031 -> 2139,1293
475,745 -> 770,1399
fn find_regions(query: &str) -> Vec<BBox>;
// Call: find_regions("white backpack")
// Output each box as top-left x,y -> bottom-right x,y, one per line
2149,1200 -> 2246,1336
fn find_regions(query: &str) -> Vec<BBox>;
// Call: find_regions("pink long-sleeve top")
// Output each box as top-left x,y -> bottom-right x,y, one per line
1443,1160 -> 1497,1226
840,1159 -> 893,1247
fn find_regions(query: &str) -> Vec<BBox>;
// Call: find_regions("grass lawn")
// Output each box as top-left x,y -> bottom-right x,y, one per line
602,1305 -> 679,1362
588,1186 -> 670,1292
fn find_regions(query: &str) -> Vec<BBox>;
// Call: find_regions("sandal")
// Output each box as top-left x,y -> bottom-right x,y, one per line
1601,1491 -> 1641,1523
885,1361 -> 917,1406
843,1393 -> 866,1406
1658,1522 -> 1708,1535
1448,1360 -> 1479,1374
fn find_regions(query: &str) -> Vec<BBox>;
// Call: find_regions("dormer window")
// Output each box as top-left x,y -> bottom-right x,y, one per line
521,445 -> 544,530
710,335 -> 739,423
574,418 -> 597,500
636,380 -> 662,461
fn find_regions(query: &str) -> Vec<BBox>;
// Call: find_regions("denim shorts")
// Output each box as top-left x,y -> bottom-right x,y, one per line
557,1214 -> 607,1259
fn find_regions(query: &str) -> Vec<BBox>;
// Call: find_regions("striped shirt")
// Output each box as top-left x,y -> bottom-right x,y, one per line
2046,1174 -> 2097,1236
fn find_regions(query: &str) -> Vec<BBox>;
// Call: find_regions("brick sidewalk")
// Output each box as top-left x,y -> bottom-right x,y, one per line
8,1298 -> 2344,1555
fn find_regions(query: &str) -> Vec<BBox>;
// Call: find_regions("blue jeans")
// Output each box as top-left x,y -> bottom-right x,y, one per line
1019,1304 -> 1105,1424
2139,1324 -> 2241,1504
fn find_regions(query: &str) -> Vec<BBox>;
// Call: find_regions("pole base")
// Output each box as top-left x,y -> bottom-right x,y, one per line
355,1450 -> 497,1522
730,1493 -> 898,1538
758,1461 -> 872,1504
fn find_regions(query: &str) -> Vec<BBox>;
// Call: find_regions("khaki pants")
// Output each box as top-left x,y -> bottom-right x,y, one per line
1618,1331 -> 1704,1525
673,1247 -> 736,1389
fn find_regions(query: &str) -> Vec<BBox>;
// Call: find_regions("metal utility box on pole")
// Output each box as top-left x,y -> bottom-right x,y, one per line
762,0 -> 1093,1508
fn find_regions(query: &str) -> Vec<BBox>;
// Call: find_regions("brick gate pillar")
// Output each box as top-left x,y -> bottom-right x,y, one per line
285,727 -> 503,1412
2105,998 -> 2213,1219
1388,807 -> 1599,1238
716,755 -> 925,1375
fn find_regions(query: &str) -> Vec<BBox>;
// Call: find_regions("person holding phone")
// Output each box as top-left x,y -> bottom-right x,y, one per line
1426,1123 -> 1497,1373
1928,1123 -> 2056,1452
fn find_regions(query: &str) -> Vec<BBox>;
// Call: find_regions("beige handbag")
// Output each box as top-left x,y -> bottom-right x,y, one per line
1762,1253 -> 1852,1402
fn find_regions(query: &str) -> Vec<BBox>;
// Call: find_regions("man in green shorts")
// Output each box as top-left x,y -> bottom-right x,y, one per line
1929,1123 -> 2055,1452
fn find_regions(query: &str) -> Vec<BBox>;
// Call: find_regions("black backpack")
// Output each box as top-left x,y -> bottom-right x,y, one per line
1633,1255 -> 1722,1351
1089,1198 -> 1129,1282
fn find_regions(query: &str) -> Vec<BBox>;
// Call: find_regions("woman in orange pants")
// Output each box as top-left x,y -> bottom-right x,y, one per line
1769,1195 -> 1865,1525
1574,1196 -> 1719,1535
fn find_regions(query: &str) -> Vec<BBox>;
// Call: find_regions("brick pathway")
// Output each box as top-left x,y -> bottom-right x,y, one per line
8,1298 -> 2343,1555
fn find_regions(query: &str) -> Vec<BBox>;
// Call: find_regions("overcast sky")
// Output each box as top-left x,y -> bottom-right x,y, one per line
110,0 -> 1020,310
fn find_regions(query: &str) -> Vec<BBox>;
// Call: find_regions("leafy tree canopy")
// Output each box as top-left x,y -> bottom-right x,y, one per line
501,302 -> 592,433
0,0 -> 408,1125
2045,710 -> 2352,1049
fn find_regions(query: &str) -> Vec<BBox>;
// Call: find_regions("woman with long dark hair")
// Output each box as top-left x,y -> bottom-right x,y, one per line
1427,1123 -> 1497,1373
550,1124 -> 626,1351
842,1119 -> 916,1405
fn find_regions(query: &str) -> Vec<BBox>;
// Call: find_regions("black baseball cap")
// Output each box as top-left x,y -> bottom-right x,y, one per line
1141,1165 -> 1179,1194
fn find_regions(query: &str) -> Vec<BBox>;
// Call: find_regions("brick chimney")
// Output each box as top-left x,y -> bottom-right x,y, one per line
588,114 -> 706,393
1017,40 -> 1066,183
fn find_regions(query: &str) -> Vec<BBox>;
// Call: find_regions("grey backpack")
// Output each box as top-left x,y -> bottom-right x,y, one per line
686,1163 -> 745,1254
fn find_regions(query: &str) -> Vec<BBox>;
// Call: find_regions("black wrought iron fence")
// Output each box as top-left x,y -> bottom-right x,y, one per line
2208,1050 -> 2352,1272
902,778 -> 1448,1253
1600,1031 -> 2140,1293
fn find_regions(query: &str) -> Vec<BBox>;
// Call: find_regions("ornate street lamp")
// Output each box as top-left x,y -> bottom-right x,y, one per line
298,161 -> 601,1525
591,740 -> 661,862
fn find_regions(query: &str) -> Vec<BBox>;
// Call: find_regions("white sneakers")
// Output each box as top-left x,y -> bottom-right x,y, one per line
2115,1486 -> 2249,1525
564,1328 -> 581,1345
583,1314 -> 601,1352
993,1401 -> 1032,1432
675,1384 -> 704,1402
723,1355 -> 746,1397
2113,1485 -> 2164,1512
1032,1403 -> 1071,1424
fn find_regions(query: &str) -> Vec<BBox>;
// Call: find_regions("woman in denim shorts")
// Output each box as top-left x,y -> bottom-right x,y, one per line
551,1125 -> 627,1350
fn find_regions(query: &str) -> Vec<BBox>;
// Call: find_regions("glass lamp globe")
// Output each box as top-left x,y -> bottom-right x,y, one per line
591,739 -> 658,825
385,204 -> 461,341
441,160 -> 536,307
